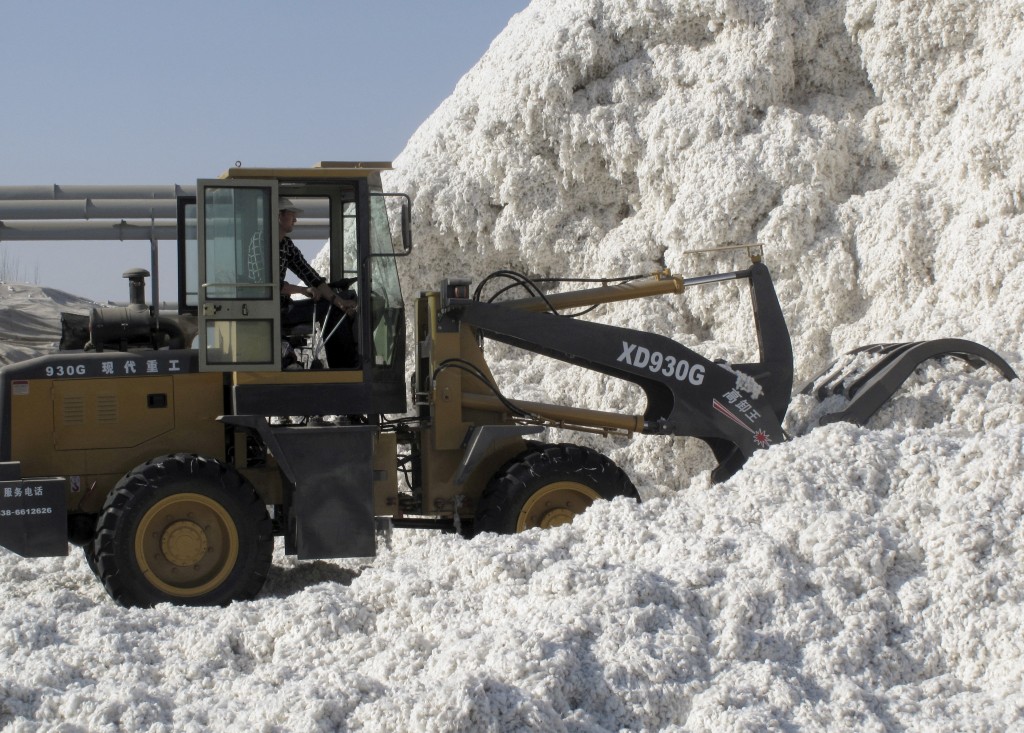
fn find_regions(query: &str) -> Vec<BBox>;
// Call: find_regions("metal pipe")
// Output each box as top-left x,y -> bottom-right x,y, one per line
0,221 -> 179,241
150,233 -> 160,318
0,198 -> 332,220
0,220 -> 329,241
0,184 -> 195,201
0,199 -> 179,219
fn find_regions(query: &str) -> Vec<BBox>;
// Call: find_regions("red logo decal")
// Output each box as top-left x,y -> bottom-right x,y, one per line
713,399 -> 772,450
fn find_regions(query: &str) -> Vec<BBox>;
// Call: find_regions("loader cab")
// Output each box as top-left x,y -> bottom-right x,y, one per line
179,163 -> 410,417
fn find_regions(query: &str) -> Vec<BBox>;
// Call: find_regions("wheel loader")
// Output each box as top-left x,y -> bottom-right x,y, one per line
0,163 -> 1016,607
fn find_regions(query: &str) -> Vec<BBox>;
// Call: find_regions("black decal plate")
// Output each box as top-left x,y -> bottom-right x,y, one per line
0,478 -> 68,557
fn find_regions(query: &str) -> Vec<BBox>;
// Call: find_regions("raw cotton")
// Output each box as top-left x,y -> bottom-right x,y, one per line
384,0 -> 1024,487
2,0 -> 1024,730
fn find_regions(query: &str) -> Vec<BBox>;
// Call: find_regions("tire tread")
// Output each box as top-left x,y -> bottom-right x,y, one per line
91,453 -> 272,607
474,443 -> 638,535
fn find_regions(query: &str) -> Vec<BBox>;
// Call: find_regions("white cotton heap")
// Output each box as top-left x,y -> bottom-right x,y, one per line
2,0 -> 1023,730
383,0 -> 1024,489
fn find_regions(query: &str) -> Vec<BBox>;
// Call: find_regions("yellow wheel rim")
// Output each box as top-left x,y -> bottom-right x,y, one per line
134,493 -> 239,598
517,482 -> 601,532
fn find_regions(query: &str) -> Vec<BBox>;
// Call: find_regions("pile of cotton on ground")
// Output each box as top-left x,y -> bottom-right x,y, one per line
2,380 -> 1023,730
386,0 -> 1024,486
3,0 -> 1024,730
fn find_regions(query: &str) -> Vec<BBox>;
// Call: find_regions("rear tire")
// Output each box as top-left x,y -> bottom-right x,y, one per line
474,443 -> 639,535
91,453 -> 273,608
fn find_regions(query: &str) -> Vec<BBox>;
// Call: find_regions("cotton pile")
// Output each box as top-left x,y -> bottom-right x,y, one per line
2,0 -> 1023,730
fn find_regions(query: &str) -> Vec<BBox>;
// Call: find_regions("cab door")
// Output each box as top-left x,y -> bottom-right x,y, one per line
197,179 -> 282,371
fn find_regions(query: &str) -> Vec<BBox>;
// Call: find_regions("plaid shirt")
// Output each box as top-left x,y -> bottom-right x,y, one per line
279,236 -> 325,297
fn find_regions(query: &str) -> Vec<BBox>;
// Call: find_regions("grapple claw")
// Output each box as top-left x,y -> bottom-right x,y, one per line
800,338 -> 1017,427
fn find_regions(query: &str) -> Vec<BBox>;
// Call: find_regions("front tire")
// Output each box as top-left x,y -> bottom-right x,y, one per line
91,453 -> 273,608
475,443 -> 639,534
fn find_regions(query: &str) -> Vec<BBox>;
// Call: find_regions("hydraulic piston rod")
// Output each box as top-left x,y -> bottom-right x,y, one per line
461,392 -> 645,434
504,274 -> 684,313
502,268 -> 751,313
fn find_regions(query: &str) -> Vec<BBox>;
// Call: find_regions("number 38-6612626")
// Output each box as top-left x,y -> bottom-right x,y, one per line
0,507 -> 53,517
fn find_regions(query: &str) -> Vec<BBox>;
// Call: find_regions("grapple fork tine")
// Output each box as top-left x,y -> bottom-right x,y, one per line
800,338 -> 1018,427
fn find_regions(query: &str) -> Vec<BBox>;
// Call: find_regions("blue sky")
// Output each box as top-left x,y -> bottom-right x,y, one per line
0,0 -> 529,301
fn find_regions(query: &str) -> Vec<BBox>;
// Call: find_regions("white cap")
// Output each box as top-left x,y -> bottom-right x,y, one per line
278,197 -> 304,214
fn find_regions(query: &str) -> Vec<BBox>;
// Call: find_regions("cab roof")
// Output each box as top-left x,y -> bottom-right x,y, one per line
220,161 -> 393,182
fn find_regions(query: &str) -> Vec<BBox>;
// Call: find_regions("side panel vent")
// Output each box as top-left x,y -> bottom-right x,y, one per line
62,396 -> 86,425
96,395 -> 119,424
53,377 -> 175,451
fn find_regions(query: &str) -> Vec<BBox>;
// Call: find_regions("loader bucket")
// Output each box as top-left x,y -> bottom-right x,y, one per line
800,338 -> 1018,427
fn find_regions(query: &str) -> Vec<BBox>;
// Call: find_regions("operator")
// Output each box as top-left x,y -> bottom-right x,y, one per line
279,198 -> 359,367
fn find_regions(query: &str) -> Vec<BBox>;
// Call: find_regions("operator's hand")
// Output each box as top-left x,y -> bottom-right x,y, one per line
309,282 -> 357,317
331,296 -> 358,317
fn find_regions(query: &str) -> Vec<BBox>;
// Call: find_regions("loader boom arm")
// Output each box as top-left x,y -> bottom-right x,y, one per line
447,262 -> 794,481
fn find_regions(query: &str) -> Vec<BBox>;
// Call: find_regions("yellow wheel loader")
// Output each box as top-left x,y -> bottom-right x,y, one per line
0,164 -> 1015,607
